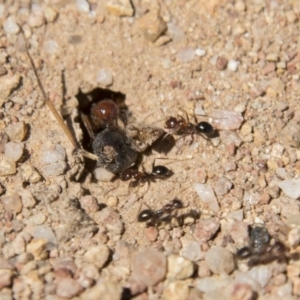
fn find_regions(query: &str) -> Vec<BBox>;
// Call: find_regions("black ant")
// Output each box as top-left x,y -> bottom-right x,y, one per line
118,158 -> 173,187
138,199 -> 183,226
236,226 -> 288,267
164,113 -> 216,142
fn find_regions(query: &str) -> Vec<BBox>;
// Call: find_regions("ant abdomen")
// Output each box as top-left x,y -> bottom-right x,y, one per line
152,165 -> 173,177
196,121 -> 215,137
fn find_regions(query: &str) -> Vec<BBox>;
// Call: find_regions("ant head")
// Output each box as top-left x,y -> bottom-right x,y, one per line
91,99 -> 119,128
236,246 -> 252,259
138,209 -> 153,222
165,117 -> 178,129
152,165 -> 173,178
196,121 -> 215,136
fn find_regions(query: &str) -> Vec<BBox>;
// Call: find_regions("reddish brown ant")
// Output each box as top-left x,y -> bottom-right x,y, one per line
138,199 -> 183,225
164,112 -> 216,143
90,99 -> 119,128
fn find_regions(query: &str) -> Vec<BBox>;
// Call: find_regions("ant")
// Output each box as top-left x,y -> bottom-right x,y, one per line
104,158 -> 174,197
138,199 -> 183,226
236,226 -> 288,267
118,158 -> 173,187
164,113 -> 216,142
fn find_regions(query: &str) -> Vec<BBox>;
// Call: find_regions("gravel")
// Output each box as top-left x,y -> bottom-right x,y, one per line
1,0 -> 300,298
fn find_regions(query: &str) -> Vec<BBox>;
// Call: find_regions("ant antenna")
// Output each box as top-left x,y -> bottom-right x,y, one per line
25,44 -> 98,161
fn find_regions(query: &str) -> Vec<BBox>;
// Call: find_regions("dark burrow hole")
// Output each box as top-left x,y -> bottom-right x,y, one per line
75,88 -> 135,178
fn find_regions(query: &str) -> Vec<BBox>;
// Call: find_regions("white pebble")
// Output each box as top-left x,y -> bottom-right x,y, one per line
93,167 -> 115,182
97,69 -> 113,86
0,156 -> 16,176
210,110 -> 244,130
278,179 -> 300,199
77,0 -> 90,13
3,16 -> 20,34
194,183 -> 220,212
5,142 -> 24,162
44,40 -> 60,54
28,6 -> 45,28
177,47 -> 195,63
247,265 -> 272,288
227,59 -> 240,71
271,143 -> 284,158
41,145 -> 66,164
195,48 -> 206,57
180,239 -> 202,261
162,58 -> 171,69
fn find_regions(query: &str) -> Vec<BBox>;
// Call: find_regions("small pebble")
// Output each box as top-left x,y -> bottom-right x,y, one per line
93,207 -> 124,235
278,179 -> 300,199
194,183 -> 220,212
40,144 -> 67,177
177,47 -> 195,63
4,121 -> 27,142
288,226 -> 300,247
205,246 -> 235,275
79,196 -> 99,214
195,48 -> 206,57
4,142 -> 24,161
97,69 -> 113,87
28,9 -> 45,28
33,225 -> 57,250
213,176 -> 233,196
230,221 -> 249,248
167,255 -> 194,280
1,193 -> 22,213
84,245 -> 110,269
0,269 -> 13,290
0,156 -> 16,176
138,9 -> 166,42
281,121 -> 300,148
106,0 -> 134,17
20,164 -> 41,183
80,279 -> 122,299
167,22 -> 185,43
18,189 -> 36,208
132,248 -> 166,287
162,281 -> 189,300
228,60 -> 240,71
145,226 -> 159,242
44,7 -> 58,22
161,58 -> 171,69
270,78 -> 285,94
76,0 -> 90,13
216,57 -> 228,70
247,265 -> 272,287
3,16 -> 20,34
180,239 -> 202,261
93,167 -> 115,181
56,277 -> 83,298
193,218 -> 220,243
210,110 -> 244,130
195,276 -> 231,293
26,238 -> 48,260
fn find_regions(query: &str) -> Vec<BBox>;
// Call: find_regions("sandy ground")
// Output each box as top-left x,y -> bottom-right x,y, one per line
1,0 -> 300,299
